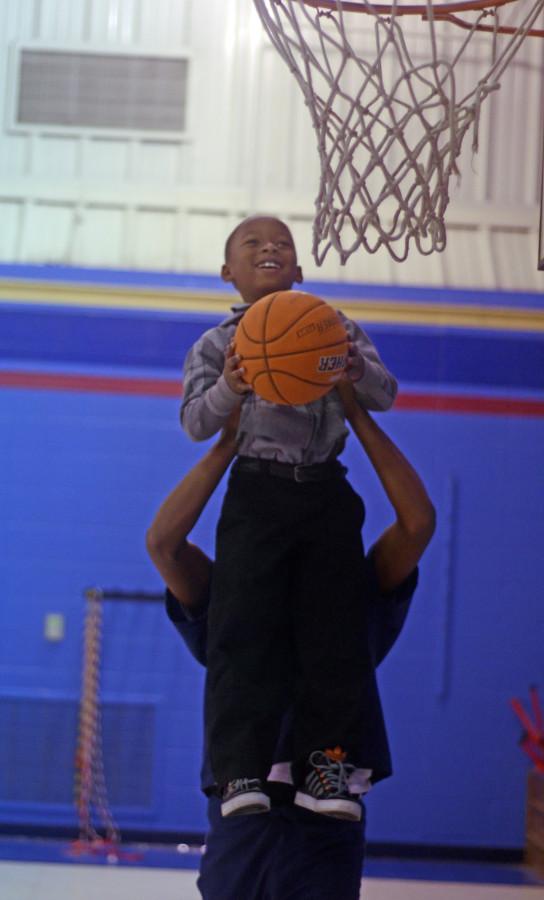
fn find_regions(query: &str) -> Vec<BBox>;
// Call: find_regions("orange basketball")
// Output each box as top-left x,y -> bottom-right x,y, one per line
233,290 -> 348,405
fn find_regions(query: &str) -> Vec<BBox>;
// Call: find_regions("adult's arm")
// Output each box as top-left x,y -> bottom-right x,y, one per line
146,412 -> 239,616
338,379 -> 435,594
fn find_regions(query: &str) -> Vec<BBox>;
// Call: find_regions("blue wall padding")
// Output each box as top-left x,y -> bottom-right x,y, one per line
1,304 -> 544,391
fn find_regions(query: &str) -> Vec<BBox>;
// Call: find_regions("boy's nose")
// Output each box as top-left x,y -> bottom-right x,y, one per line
261,240 -> 279,252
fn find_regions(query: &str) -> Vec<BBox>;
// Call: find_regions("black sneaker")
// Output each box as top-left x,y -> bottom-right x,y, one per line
294,747 -> 362,822
220,778 -> 271,818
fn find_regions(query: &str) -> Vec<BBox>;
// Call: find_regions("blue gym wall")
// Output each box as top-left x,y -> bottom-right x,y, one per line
1,268 -> 543,850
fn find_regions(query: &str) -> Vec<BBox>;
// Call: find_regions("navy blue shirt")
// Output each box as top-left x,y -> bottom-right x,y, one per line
166,558 -> 417,793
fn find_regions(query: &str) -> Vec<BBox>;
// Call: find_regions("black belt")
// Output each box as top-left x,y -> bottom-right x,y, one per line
233,456 -> 346,483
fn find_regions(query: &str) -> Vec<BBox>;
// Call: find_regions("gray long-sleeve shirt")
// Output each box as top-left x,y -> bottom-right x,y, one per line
181,303 -> 397,465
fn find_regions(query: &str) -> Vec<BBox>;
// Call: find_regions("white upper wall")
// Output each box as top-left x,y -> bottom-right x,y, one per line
0,0 -> 542,290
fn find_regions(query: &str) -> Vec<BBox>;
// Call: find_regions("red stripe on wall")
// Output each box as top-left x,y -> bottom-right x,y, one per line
0,370 -> 181,397
395,392 -> 544,417
1,370 -> 544,416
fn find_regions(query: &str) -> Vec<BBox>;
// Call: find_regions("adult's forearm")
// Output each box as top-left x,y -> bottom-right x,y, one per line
148,437 -> 237,554
348,404 -> 434,592
348,405 -> 432,527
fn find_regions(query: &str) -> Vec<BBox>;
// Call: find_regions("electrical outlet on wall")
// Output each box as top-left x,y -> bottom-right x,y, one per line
44,613 -> 65,642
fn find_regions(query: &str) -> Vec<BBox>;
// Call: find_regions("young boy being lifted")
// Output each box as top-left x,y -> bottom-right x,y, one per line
181,215 -> 397,821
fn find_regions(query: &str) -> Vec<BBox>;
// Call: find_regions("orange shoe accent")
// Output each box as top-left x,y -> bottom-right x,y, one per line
324,746 -> 347,763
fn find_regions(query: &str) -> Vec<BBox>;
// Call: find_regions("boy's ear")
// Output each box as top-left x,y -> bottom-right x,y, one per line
221,263 -> 234,284
295,266 -> 303,284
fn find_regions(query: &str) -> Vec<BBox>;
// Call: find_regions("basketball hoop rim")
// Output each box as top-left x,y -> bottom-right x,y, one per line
302,0 -> 518,14
299,0 -> 544,36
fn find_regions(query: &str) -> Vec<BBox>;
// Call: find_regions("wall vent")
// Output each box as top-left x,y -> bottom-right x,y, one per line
16,49 -> 188,133
0,695 -> 156,808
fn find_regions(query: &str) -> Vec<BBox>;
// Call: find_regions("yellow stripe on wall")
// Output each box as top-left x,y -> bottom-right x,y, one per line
1,279 -> 544,333
336,300 -> 544,332
0,280 -> 235,315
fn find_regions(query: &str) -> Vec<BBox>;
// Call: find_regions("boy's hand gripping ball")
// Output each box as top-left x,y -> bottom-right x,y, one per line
233,290 -> 348,405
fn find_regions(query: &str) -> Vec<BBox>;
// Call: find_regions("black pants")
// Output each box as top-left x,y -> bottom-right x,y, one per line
206,466 -> 377,786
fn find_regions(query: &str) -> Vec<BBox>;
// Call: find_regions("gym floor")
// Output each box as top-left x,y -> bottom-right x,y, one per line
1,837 -> 543,900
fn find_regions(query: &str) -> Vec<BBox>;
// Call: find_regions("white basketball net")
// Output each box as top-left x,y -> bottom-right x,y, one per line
253,0 -> 544,263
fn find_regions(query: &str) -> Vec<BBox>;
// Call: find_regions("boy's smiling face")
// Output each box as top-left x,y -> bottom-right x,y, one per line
221,217 -> 303,305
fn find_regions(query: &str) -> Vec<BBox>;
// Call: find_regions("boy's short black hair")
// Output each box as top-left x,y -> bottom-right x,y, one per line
224,216 -> 296,263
